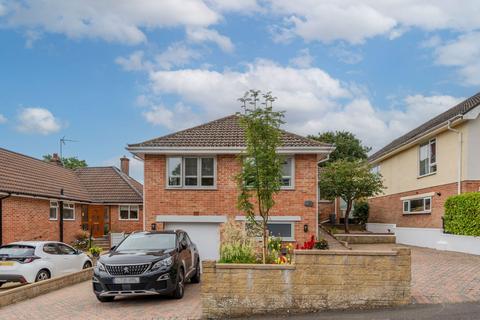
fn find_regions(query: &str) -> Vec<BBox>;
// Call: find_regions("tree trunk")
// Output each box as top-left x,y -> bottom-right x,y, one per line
262,225 -> 268,264
344,200 -> 352,234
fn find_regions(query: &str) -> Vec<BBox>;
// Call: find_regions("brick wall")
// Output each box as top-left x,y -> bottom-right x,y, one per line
144,154 -> 318,244
368,180 -> 480,228
1,196 -> 83,245
202,248 -> 411,318
109,205 -> 144,233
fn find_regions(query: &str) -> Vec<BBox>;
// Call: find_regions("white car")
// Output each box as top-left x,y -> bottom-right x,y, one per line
0,241 -> 92,285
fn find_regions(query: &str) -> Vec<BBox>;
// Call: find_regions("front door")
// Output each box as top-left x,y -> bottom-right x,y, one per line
88,205 -> 105,238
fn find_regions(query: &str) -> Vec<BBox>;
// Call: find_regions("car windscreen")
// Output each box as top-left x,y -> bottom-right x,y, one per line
115,233 -> 176,252
0,245 -> 36,257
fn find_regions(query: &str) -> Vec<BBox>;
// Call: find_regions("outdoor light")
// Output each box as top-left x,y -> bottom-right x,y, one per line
151,223 -> 157,231
303,224 -> 308,232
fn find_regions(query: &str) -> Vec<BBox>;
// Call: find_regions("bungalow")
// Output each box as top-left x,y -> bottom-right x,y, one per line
0,148 -> 143,245
367,92 -> 480,251
127,114 -> 334,261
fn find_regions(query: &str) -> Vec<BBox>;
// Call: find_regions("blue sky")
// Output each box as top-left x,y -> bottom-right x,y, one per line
1,1 -> 480,181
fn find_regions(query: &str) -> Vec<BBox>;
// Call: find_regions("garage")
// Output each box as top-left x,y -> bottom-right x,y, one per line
158,215 -> 227,261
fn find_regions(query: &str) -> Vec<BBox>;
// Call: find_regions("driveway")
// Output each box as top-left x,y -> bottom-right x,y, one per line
0,281 -> 202,320
350,244 -> 480,304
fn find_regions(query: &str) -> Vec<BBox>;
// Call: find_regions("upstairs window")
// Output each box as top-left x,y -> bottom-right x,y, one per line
281,158 -> 294,188
167,156 -> 216,188
419,139 -> 437,177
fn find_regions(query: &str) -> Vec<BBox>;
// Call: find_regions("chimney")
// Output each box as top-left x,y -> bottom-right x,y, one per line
50,153 -> 63,166
120,156 -> 130,176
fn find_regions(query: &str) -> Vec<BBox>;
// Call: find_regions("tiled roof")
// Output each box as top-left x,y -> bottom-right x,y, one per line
0,148 -> 143,203
369,92 -> 480,162
74,167 -> 143,204
128,114 -> 331,149
0,148 -> 91,202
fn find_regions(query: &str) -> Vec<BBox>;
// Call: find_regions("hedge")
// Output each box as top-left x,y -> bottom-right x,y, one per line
444,192 -> 480,236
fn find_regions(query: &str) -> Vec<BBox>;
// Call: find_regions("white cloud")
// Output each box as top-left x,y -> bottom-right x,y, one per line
434,32 -> 480,85
16,107 -> 62,135
2,0 -> 219,45
155,43 -> 201,70
142,102 -> 200,130
289,48 -> 313,68
115,51 -> 152,72
186,27 -> 234,52
268,1 -> 480,44
0,113 -> 7,124
329,44 -> 363,64
206,0 -> 260,12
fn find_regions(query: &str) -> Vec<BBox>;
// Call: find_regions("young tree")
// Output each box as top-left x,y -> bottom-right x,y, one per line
308,131 -> 371,162
318,160 -> 384,233
43,154 -> 88,169
236,90 -> 285,264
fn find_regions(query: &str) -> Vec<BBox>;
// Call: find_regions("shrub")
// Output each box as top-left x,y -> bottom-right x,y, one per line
72,231 -> 90,251
314,238 -> 329,250
353,200 -> 369,225
89,246 -> 102,257
219,220 -> 258,263
444,192 -> 480,236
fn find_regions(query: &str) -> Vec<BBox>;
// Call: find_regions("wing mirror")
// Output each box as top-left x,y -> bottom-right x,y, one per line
110,246 -> 116,251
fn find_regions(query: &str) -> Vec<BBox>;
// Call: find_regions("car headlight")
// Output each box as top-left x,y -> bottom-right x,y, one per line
96,261 -> 106,272
151,256 -> 173,271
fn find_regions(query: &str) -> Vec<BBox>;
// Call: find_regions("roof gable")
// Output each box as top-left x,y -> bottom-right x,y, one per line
369,92 -> 480,162
128,114 -> 331,150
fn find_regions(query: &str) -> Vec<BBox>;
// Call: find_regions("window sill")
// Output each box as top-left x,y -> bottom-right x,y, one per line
280,187 -> 295,191
403,211 -> 431,215
165,187 -> 217,191
63,218 -> 76,221
119,219 -> 139,221
318,200 -> 333,203
417,172 -> 437,179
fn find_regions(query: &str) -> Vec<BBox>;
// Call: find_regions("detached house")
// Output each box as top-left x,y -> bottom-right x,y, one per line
127,115 -> 334,261
0,148 -> 143,245
368,92 -> 480,251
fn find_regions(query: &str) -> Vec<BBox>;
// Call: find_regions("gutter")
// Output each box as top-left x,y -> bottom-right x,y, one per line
447,118 -> 463,195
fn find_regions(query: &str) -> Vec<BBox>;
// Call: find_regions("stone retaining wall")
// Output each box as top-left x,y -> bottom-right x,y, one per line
335,234 -> 396,244
202,248 -> 411,318
0,268 -> 93,308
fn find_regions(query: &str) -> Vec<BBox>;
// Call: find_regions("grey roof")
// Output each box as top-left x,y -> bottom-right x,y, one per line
128,114 -> 331,149
0,147 -> 143,203
369,92 -> 480,162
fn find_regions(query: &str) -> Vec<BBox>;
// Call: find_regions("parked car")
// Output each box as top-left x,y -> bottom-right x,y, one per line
92,230 -> 200,302
0,241 -> 92,286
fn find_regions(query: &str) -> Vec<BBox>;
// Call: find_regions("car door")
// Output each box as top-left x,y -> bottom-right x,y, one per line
178,233 -> 192,274
184,233 -> 196,272
56,243 -> 80,274
41,243 -> 64,276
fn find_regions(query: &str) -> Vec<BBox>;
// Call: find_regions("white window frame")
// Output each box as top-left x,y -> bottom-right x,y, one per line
266,221 -> 295,241
62,202 -> 76,221
241,218 -> 296,242
402,197 -> 432,214
119,205 -> 140,221
419,138 -> 437,177
166,156 -> 217,189
280,157 -> 295,190
49,201 -> 58,220
371,164 -> 380,175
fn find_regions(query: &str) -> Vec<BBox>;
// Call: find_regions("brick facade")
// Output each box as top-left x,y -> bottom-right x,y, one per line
1,196 -> 83,245
1,197 -> 144,245
368,180 -> 480,228
144,154 -> 318,244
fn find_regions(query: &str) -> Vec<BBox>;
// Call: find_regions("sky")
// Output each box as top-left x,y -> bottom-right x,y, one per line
1,0 -> 480,182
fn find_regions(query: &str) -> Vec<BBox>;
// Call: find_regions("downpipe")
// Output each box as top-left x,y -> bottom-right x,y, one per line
447,119 -> 463,195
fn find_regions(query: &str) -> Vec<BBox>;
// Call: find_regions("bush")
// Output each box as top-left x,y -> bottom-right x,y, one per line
219,220 -> 258,263
72,231 -> 90,251
444,192 -> 480,236
353,201 -> 369,225
314,238 -> 329,250
89,246 -> 102,257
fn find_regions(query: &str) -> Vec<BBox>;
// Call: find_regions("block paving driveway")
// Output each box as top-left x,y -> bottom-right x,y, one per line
1,246 -> 480,319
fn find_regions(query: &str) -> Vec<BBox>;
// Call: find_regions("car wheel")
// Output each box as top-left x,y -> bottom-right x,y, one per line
172,268 -> 185,299
96,295 -> 115,303
35,269 -> 50,282
83,261 -> 92,269
190,259 -> 201,284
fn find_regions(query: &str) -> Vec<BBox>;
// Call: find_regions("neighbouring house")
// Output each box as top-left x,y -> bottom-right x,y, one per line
127,115 -> 334,261
0,148 -> 143,245
368,92 -> 480,252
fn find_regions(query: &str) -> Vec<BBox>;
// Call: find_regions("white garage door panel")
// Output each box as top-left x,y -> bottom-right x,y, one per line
165,222 -> 220,261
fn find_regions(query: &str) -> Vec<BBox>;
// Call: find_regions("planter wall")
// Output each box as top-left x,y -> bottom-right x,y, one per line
202,248 -> 411,319
334,234 -> 396,244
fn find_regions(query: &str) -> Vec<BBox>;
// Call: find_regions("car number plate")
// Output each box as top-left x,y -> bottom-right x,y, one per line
0,261 -> 14,266
113,277 -> 140,284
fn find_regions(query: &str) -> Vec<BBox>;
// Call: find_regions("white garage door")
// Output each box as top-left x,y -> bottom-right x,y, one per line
165,222 -> 220,261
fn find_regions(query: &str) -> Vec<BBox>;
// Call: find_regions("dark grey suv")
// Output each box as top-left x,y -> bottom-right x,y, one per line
92,230 -> 200,302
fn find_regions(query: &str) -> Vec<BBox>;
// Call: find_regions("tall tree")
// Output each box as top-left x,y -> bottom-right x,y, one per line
318,160 -> 384,233
236,89 -> 285,264
43,154 -> 88,169
308,131 -> 371,162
